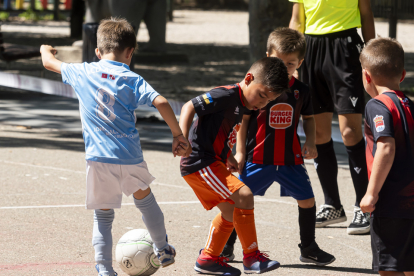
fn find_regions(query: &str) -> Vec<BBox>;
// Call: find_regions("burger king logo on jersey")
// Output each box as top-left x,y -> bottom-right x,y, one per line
227,123 -> 241,149
269,103 -> 293,129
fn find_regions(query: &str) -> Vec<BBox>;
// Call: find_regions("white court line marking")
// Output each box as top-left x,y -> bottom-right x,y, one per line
0,160 -> 85,174
0,201 -> 200,210
0,159 -> 354,214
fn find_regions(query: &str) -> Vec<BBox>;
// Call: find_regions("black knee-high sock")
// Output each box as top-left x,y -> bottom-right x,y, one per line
225,228 -> 238,247
314,139 -> 341,209
345,138 -> 369,207
298,205 -> 316,248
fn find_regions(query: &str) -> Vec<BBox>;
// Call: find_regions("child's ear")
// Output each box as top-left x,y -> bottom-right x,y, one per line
297,59 -> 304,69
266,52 -> 269,57
95,48 -> 102,60
126,47 -> 134,59
363,69 -> 372,84
400,69 -> 406,83
244,73 -> 254,85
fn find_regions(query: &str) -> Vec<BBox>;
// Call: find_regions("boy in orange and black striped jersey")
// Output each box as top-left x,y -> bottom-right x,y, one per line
360,38 -> 414,274
179,57 -> 290,275
222,28 -> 335,266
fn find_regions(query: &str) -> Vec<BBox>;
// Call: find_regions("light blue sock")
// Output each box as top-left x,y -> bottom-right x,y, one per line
134,192 -> 168,251
93,209 -> 115,275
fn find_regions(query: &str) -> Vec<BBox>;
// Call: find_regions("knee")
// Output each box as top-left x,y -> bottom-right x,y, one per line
315,128 -> 331,145
237,186 -> 254,209
341,126 -> 362,145
297,198 -> 315,209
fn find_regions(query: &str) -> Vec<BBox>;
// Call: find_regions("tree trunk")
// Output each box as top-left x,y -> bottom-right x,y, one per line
249,0 -> 293,63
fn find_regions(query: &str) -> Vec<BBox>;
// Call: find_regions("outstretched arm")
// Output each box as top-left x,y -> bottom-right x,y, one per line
40,45 -> 63,74
359,0 -> 375,43
360,137 -> 395,213
153,96 -> 191,157
289,3 -> 306,34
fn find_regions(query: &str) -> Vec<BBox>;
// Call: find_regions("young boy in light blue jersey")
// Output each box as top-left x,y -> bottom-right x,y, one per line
40,18 -> 191,276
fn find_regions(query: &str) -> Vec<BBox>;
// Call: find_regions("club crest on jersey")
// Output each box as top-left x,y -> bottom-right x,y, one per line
269,103 -> 293,129
227,123 -> 241,149
294,90 -> 299,100
101,73 -> 108,79
202,93 -> 213,105
350,97 -> 358,107
373,115 -> 385,132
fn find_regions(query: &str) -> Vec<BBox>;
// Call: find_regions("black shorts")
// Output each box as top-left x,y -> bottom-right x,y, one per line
301,28 -> 365,115
371,217 -> 414,272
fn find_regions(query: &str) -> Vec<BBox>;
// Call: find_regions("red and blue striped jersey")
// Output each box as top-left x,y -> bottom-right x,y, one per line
365,90 -> 414,219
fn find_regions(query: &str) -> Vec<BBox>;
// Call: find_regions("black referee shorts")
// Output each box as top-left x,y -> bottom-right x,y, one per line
371,217 -> 414,272
301,28 -> 365,115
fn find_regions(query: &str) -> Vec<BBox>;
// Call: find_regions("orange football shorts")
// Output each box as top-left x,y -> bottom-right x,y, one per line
183,161 -> 245,210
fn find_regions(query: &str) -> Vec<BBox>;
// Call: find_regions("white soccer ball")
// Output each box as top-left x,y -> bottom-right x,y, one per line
116,229 -> 160,276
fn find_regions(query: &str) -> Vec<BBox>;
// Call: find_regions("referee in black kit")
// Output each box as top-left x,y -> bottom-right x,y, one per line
289,0 -> 375,235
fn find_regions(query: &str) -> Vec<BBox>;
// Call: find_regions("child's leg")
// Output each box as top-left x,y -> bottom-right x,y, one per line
228,185 -> 258,254
297,198 -> 316,248
93,209 -> 115,275
203,204 -> 235,257
202,192 -> 253,258
133,188 -> 168,251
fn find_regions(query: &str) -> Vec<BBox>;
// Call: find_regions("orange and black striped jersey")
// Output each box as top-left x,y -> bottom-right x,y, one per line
180,84 -> 249,176
246,77 -> 313,166
365,91 -> 414,219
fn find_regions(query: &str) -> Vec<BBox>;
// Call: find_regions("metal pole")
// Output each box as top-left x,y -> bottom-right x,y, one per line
388,0 -> 398,38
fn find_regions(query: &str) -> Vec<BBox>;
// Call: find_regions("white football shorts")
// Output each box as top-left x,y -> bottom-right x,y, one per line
85,160 -> 155,210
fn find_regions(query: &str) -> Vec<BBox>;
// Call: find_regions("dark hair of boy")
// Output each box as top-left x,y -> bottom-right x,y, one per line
266,27 -> 306,60
360,37 -> 404,80
249,56 -> 290,95
97,17 -> 137,55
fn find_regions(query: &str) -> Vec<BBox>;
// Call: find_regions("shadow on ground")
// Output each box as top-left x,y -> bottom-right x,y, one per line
281,264 -> 376,274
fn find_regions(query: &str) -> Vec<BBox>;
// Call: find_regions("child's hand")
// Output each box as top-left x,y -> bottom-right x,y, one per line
302,140 -> 317,159
234,152 -> 246,173
40,45 -> 58,56
226,154 -> 240,174
172,134 -> 191,157
360,193 -> 378,213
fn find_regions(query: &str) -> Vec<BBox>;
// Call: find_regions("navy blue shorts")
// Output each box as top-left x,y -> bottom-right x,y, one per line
238,162 -> 314,200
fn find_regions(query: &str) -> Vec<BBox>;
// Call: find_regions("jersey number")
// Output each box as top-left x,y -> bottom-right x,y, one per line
95,88 -> 116,122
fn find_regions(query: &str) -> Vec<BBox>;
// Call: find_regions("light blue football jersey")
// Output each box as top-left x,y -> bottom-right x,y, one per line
61,59 -> 159,165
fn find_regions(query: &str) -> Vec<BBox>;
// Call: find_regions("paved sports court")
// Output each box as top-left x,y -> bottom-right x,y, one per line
1,8 -> 412,276
1,122 -> 374,276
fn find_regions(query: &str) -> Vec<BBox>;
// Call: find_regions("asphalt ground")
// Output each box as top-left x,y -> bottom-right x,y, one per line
0,121 -> 374,276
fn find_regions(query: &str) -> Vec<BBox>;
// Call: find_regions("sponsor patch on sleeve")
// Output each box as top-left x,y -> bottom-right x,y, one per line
202,93 -> 213,105
373,115 -> 385,132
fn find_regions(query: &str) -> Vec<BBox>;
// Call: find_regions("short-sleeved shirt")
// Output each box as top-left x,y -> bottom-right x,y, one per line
61,59 -> 159,165
289,0 -> 361,35
365,91 -> 414,219
246,77 -> 313,166
180,84 -> 250,176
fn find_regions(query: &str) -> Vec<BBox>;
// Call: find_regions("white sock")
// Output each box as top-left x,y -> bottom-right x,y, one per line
134,192 -> 168,251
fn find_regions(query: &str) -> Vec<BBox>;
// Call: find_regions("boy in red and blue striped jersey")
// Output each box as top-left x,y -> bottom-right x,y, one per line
222,28 -> 335,266
360,38 -> 414,274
